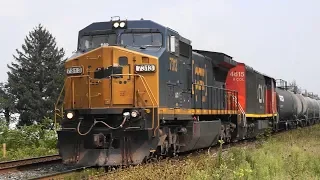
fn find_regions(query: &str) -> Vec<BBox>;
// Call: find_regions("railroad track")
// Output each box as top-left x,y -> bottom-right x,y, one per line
27,166 -> 91,180
0,154 -> 61,174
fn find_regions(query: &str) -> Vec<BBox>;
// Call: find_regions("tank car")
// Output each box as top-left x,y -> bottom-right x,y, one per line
296,93 -> 308,119
274,79 -> 320,128
306,94 -> 320,124
275,90 -> 302,129
316,100 -> 320,123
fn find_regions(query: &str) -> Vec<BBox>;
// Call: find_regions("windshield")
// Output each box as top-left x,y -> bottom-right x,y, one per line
120,32 -> 162,47
79,34 -> 117,51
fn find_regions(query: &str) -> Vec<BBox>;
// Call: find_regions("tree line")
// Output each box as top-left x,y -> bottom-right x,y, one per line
0,24 -> 66,127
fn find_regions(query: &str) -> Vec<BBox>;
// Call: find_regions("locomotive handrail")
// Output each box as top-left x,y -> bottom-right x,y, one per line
230,95 -> 244,114
193,83 -> 239,114
233,96 -> 245,114
193,83 -> 238,92
54,75 -> 90,130
231,94 -> 246,126
54,76 -> 68,131
111,73 -> 159,136
54,79 -> 66,130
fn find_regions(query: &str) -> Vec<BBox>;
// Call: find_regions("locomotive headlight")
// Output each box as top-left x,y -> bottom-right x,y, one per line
120,22 -> 126,28
66,112 -> 73,119
131,110 -> 139,118
113,22 -> 120,28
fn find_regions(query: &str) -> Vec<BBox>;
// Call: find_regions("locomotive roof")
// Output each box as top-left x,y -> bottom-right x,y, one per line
78,19 -> 191,45
193,50 -> 233,59
194,49 -> 275,80
244,64 -> 274,80
193,49 -> 237,68
79,20 -> 165,34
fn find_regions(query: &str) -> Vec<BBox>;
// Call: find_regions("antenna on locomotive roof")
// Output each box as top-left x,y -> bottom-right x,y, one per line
111,16 -> 120,21
141,18 -> 144,20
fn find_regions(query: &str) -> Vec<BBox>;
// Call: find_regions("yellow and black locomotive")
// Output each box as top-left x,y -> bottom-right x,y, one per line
55,16 -> 320,167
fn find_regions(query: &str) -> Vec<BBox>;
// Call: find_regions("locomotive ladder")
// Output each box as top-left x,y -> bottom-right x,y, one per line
54,75 -> 90,130
231,95 -> 246,127
111,73 -> 159,136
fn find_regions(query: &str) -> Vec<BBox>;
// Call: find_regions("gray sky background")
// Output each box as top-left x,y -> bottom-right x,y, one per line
1,0 -> 319,94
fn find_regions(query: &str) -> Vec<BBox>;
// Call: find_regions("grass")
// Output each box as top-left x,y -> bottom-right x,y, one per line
0,119 -> 58,162
66,124 -> 320,180
0,147 -> 58,162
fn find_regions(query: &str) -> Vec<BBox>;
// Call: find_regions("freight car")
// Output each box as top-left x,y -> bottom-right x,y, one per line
275,79 -> 320,129
54,16 -> 320,167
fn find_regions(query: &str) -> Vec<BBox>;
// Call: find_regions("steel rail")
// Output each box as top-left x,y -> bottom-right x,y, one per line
28,166 -> 92,180
0,154 -> 61,174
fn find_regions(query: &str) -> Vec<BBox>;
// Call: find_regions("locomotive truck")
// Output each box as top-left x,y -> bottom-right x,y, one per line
54,16 -> 320,167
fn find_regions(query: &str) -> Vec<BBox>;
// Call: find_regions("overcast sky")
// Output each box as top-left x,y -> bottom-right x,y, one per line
1,0 -> 320,94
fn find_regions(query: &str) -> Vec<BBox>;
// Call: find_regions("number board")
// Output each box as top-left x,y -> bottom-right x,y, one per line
66,66 -> 83,75
135,64 -> 156,72
230,71 -> 245,81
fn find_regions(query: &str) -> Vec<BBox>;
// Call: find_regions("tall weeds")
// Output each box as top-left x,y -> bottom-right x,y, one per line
78,124 -> 320,180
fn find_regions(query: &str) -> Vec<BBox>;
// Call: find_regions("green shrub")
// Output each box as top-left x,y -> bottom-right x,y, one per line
0,118 -> 58,161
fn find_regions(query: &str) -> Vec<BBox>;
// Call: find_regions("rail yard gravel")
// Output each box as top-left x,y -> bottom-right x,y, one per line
0,163 -> 75,180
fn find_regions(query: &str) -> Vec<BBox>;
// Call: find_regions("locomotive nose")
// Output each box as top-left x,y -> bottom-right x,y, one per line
57,44 -> 160,167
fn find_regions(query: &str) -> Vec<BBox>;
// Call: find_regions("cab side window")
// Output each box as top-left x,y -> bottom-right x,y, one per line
167,35 -> 178,55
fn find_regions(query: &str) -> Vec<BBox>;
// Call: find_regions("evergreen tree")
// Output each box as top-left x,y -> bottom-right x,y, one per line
0,82 -> 15,126
7,24 -> 66,126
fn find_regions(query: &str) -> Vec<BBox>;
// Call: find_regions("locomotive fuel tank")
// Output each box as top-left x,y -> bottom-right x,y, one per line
275,88 -> 298,120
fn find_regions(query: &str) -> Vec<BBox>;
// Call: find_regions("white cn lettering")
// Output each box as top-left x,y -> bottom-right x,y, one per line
279,95 -> 284,102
